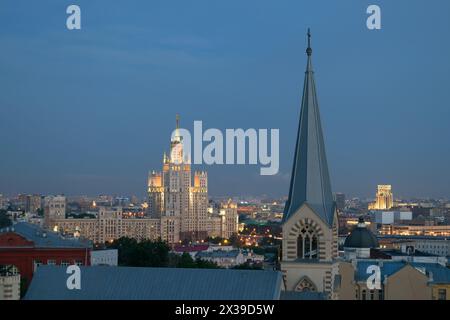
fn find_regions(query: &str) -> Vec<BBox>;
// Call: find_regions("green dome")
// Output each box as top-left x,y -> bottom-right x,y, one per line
344,217 -> 379,249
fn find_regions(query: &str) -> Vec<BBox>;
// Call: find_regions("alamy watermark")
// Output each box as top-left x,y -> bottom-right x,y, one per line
170,121 -> 279,176
66,265 -> 81,290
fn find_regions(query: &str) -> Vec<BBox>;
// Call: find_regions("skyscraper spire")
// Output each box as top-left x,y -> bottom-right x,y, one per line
283,30 -> 335,226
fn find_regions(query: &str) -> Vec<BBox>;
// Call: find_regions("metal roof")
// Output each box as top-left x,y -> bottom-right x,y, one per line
283,30 -> 335,226
280,291 -> 326,300
24,266 -> 282,300
344,223 -> 379,248
0,222 -> 92,249
355,260 -> 450,284
196,249 -> 240,259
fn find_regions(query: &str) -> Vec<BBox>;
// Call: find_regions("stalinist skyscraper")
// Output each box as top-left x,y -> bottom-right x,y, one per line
281,30 -> 338,296
148,115 -> 208,244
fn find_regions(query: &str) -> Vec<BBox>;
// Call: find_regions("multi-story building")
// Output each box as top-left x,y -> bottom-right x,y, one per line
334,217 -> 450,300
91,249 -> 118,266
0,222 -> 92,288
0,195 -> 6,210
18,194 -> 42,214
196,249 -> 245,268
206,200 -> 239,239
334,193 -> 346,212
44,195 -> 66,227
48,206 -> 160,244
380,224 -> 450,237
148,116 -> 209,244
219,200 -> 239,239
0,270 -> 20,300
368,185 -> 394,210
400,238 -> 450,257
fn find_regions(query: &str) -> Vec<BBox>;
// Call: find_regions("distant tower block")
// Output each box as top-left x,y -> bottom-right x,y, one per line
368,185 -> 393,210
148,115 -> 209,244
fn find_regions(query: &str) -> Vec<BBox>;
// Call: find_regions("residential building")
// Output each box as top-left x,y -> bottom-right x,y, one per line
196,249 -> 245,268
44,195 -> 66,228
0,222 -> 92,287
49,206 -> 160,244
91,249 -> 118,266
0,266 -> 20,300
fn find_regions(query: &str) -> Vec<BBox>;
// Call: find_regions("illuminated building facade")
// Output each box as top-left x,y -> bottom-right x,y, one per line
148,116 -> 209,244
368,185 -> 394,210
47,206 -> 160,243
43,195 -> 66,228
207,200 -> 239,239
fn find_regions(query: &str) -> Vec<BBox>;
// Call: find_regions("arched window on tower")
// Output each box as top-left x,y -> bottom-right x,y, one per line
297,224 -> 319,259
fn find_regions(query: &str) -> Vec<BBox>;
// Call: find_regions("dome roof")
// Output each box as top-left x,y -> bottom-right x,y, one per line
344,217 -> 379,249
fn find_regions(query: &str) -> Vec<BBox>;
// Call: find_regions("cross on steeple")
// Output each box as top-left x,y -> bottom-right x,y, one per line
306,28 -> 312,56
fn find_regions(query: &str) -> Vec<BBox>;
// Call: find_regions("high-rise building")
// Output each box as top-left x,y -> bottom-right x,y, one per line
27,195 -> 41,213
368,185 -> 393,210
43,195 -> 66,227
334,193 -> 346,212
148,116 -> 209,244
0,194 -> 5,209
281,30 -> 338,297
207,199 -> 239,239
219,200 -> 239,239
17,194 -> 42,213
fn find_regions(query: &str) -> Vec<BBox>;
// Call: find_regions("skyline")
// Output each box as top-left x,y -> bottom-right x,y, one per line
1,1 -> 450,198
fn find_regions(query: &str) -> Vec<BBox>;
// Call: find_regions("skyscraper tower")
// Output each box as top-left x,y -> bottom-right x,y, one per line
368,185 -> 393,210
281,30 -> 338,296
148,116 -> 209,244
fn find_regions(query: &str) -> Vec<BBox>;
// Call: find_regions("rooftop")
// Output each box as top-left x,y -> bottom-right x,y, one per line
173,244 -> 209,253
0,222 -> 92,249
24,266 -> 282,300
196,249 -> 241,259
354,260 -> 450,284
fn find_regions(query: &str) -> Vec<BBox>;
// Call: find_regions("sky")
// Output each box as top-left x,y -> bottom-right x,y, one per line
1,0 -> 450,199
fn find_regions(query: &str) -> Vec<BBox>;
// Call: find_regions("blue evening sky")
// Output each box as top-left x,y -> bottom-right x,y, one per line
1,1 -> 449,199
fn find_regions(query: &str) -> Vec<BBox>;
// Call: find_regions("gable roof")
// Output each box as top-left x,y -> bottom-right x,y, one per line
24,266 -> 282,300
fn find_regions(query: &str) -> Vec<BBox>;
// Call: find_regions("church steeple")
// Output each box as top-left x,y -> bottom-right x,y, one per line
283,30 -> 335,226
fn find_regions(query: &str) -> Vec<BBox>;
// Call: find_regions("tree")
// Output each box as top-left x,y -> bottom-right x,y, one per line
176,253 -> 197,268
229,233 -> 242,248
232,262 -> 263,270
194,258 -> 222,269
0,210 -> 12,229
107,237 -> 170,267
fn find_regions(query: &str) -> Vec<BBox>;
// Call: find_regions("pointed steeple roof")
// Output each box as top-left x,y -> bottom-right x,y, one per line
283,29 -> 335,226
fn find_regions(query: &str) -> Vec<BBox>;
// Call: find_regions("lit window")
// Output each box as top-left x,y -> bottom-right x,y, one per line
438,289 -> 446,300
47,259 -> 56,266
